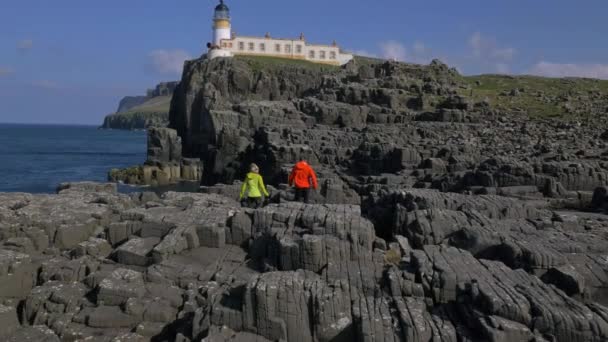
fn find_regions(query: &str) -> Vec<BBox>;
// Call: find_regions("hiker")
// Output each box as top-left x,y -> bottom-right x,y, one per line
239,163 -> 269,209
288,160 -> 318,203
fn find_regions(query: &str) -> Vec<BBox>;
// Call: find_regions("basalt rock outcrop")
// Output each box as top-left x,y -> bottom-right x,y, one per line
2,181 -> 608,341
5,55 -> 608,341
108,128 -> 203,186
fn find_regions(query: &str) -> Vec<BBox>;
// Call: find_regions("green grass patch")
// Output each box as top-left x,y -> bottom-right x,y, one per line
461,74 -> 608,120
121,96 -> 171,115
235,55 -> 339,73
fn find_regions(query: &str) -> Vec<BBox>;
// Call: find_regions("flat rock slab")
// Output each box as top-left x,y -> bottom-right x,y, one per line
97,268 -> 146,306
86,306 -> 138,329
0,304 -> 20,338
113,237 -> 160,266
4,326 -> 60,342
0,249 -> 36,299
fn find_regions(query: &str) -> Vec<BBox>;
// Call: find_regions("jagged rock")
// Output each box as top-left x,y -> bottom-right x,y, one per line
109,128 -> 203,186
23,281 -> 88,328
85,306 -> 139,328
72,238 -> 113,258
4,326 -> 60,342
0,249 -> 36,299
592,186 -> 608,211
542,264 -> 586,297
97,268 -> 146,306
113,237 -> 160,266
413,245 -> 608,342
54,221 -> 97,250
39,256 -> 99,283
0,305 -> 20,338
147,127 -> 182,164
7,48 -> 608,342
56,181 -> 117,194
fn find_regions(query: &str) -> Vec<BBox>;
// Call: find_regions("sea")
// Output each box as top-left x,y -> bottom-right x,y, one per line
0,124 -> 146,193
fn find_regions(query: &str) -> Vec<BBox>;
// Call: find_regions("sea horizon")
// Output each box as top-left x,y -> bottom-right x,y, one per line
0,124 -> 146,193
0,122 -> 101,127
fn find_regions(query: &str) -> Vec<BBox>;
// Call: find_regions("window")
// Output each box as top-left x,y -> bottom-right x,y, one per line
285,44 -> 292,53
275,44 -> 281,53
330,51 -> 336,59
238,42 -> 244,51
309,50 -> 315,59
320,51 -> 326,59
296,45 -> 302,54
248,42 -> 255,51
260,43 -> 266,52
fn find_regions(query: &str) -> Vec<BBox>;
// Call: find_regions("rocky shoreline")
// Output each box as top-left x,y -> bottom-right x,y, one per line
2,55 -> 608,341
1,180 -> 607,341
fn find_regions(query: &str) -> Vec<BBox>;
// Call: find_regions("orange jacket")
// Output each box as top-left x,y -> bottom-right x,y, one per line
289,161 -> 318,189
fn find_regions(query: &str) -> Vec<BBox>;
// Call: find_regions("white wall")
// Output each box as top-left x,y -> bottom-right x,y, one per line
220,36 -> 353,65
213,27 -> 231,46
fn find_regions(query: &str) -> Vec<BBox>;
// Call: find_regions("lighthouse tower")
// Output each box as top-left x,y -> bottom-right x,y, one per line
212,0 -> 231,47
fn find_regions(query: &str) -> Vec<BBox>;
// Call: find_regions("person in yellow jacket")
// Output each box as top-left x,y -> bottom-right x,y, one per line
239,163 -> 270,209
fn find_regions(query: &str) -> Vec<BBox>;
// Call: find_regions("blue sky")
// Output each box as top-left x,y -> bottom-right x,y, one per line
1,0 -> 607,124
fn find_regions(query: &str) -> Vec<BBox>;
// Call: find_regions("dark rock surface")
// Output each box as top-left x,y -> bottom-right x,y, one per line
108,128 -> 203,186
6,56 -> 608,341
1,179 -> 607,341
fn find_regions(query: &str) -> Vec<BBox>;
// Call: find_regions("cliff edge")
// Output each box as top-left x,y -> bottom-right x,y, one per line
101,81 -> 178,130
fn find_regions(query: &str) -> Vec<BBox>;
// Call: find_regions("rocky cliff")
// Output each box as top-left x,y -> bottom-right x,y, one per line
3,55 -> 608,341
101,82 -> 178,130
108,127 -> 203,187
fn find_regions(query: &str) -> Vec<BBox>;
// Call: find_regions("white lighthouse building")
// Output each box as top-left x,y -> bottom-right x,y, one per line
212,0 -> 231,47
207,0 -> 353,66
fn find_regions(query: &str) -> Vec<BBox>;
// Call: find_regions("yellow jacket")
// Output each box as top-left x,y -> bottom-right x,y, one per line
240,172 -> 270,199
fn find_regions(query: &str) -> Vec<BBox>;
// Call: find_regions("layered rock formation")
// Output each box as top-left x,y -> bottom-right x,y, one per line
108,127 -> 203,186
4,55 -> 608,341
1,181 -> 608,341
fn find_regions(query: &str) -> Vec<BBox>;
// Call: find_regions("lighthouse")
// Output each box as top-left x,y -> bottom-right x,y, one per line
212,0 -> 231,47
206,0 -> 353,65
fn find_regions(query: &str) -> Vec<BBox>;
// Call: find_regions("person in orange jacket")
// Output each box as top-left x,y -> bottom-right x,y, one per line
288,160 -> 318,204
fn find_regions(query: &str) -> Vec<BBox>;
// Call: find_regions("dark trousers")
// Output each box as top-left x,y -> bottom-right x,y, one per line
241,197 -> 263,209
295,188 -> 310,204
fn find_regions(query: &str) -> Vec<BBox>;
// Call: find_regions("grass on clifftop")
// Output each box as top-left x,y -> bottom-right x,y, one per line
120,95 -> 171,115
235,55 -> 339,73
462,74 -> 608,119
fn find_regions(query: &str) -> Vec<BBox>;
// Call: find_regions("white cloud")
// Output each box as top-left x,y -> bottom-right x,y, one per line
30,80 -> 60,89
0,67 -> 14,77
492,47 -> 516,61
495,63 -> 510,74
413,42 -> 427,55
469,32 -> 483,57
17,39 -> 33,52
468,32 -> 515,62
379,41 -> 407,61
528,61 -> 608,80
147,49 -> 191,75
467,31 -> 517,74
376,40 -> 433,64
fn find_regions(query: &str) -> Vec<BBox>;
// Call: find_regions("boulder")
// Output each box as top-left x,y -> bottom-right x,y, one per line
147,127 -> 182,163
97,268 -> 146,306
